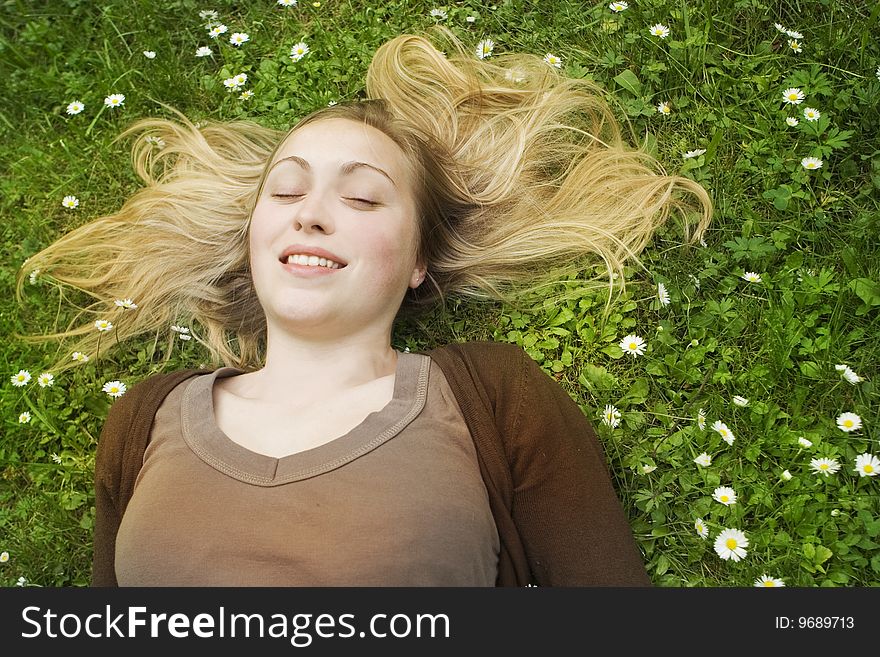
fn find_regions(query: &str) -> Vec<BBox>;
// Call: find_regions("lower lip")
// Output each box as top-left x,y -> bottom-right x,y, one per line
280,260 -> 345,277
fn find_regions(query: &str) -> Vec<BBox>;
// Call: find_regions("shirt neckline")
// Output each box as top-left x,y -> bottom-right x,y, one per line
179,350 -> 431,486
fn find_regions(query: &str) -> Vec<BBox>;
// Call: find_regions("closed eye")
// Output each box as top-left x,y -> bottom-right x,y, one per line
271,194 -> 378,206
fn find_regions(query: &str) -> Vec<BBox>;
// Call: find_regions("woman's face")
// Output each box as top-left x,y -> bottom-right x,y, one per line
248,117 -> 424,341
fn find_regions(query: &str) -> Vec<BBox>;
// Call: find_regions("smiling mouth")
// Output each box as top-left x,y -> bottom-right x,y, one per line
279,254 -> 348,269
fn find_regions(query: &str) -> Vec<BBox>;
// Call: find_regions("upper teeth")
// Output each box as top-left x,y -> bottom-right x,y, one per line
287,254 -> 342,268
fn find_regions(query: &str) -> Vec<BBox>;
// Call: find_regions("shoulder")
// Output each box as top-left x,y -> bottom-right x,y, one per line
97,367 -> 211,457
422,340 -> 530,373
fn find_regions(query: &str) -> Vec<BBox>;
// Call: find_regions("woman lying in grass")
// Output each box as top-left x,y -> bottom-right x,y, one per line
17,25 -> 711,586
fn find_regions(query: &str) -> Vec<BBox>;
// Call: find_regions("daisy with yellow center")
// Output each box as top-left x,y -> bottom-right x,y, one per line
476,39 -> 494,59
801,157 -> 823,170
656,101 -> 671,115
102,381 -> 127,398
742,271 -> 762,283
781,88 -> 805,104
602,404 -> 621,428
37,373 -> 54,387
854,453 -> 879,477
713,486 -> 737,505
694,518 -> 708,539
649,24 -> 670,38
94,319 -> 113,332
711,420 -> 735,445
19,411 -> 32,424
62,195 -> 79,208
810,457 -> 841,477
836,412 -> 862,432
619,334 -> 646,356
714,528 -> 748,561
11,370 -> 31,386
290,42 -> 309,61
543,53 -> 562,68
755,575 -> 785,587
803,107 -> 820,121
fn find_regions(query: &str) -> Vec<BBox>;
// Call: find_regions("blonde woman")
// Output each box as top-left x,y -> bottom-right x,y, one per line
16,27 -> 711,586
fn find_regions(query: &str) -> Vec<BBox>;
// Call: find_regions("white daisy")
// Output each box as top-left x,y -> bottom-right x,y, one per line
619,334 -> 646,356
742,271 -> 762,283
649,24 -> 670,38
144,135 -> 165,148
94,319 -> 113,332
466,16 -> 476,23
208,24 -> 228,38
656,101 -> 671,115
196,46 -> 213,57
836,412 -> 861,432
697,408 -> 706,430
683,148 -> 706,159
199,9 -> 220,19
713,486 -> 737,506
170,325 -> 190,334
178,332 -> 192,341
66,101 -> 85,115
797,436 -> 813,448
11,370 -> 31,386
810,457 -> 841,477
143,50 -> 156,59
641,464 -> 657,474
229,32 -> 249,46
781,469 -> 792,481
16,576 -> 27,586
476,39 -> 494,59
62,195 -> 79,209
290,42 -> 309,61
19,411 -> 31,424
755,574 -> 785,587
773,23 -> 787,33
841,367 -> 862,384
51,453 -> 62,464
788,39 -> 802,53
854,453 -> 879,477
609,2 -> 628,11
104,94 -> 125,108
71,352 -> 89,362
543,53 -> 562,68
803,107 -> 820,121
429,8 -> 447,19
694,452 -> 712,467
232,73 -> 247,86
732,395 -> 749,407
694,518 -> 708,539
102,380 -> 127,398
114,298 -> 138,310
712,420 -> 735,446
602,404 -> 621,428
714,528 -> 748,562
0,551 -> 8,563
781,87 -> 805,105
37,373 -> 54,388
785,117 -> 799,127
785,29 -> 803,39
240,90 -> 254,100
654,282 -> 670,306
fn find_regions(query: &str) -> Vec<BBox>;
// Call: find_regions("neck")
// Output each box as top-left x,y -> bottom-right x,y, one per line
234,326 -> 399,405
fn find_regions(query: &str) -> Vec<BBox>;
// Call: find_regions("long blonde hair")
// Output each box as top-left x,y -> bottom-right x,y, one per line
15,25 -> 712,375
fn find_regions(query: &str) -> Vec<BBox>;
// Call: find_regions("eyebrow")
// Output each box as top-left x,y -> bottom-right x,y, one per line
268,155 -> 397,188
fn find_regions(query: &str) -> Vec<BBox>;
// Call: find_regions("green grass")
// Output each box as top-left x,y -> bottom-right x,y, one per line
1,0 -> 878,587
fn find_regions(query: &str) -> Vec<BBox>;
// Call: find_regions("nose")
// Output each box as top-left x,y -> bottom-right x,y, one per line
292,192 -> 334,233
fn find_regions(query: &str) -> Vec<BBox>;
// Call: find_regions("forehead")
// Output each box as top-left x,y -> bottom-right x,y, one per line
270,118 -> 409,177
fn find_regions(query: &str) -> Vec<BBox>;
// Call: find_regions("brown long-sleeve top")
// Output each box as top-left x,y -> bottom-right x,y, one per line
92,340 -> 652,587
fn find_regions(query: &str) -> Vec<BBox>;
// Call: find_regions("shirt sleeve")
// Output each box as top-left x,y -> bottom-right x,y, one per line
504,349 -> 652,586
